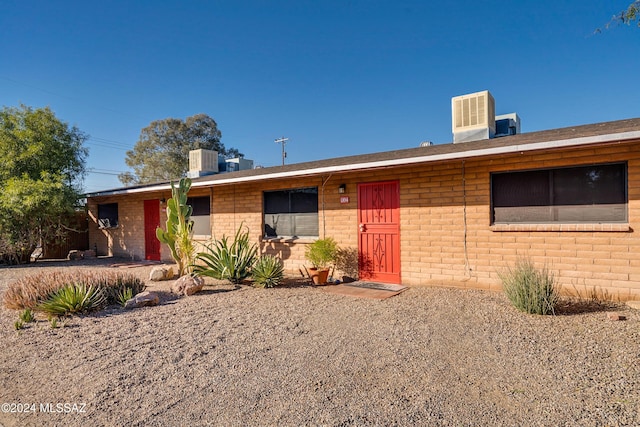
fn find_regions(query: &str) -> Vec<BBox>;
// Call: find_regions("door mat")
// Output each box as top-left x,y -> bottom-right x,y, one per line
321,281 -> 407,300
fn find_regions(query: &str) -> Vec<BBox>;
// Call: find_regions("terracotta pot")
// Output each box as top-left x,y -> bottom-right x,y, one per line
309,268 -> 330,285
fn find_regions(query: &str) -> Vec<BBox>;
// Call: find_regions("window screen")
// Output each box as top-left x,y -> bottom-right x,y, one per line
491,163 -> 627,224
263,187 -> 318,237
187,196 -> 210,236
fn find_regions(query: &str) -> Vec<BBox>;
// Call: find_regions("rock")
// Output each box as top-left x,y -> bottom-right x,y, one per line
67,250 -> 84,260
149,266 -> 174,281
124,291 -> 160,309
606,312 -> 626,321
626,300 -> 640,310
171,275 -> 204,296
83,249 -> 96,258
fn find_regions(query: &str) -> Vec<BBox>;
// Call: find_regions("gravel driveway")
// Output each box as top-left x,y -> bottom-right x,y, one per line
0,258 -> 639,426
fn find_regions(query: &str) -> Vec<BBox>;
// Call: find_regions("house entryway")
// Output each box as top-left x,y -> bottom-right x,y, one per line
144,199 -> 161,261
357,180 -> 401,283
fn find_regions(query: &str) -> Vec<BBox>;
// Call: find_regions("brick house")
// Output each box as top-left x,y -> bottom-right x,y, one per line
85,116 -> 640,301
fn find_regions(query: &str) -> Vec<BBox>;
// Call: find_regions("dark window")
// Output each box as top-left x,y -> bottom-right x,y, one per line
491,163 -> 627,224
187,196 -> 210,216
97,203 -> 118,228
263,187 -> 318,237
187,196 -> 210,235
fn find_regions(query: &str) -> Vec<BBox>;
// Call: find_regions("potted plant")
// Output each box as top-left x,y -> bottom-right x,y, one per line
305,237 -> 338,285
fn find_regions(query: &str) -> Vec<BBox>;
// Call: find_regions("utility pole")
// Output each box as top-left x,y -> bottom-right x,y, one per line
274,137 -> 289,166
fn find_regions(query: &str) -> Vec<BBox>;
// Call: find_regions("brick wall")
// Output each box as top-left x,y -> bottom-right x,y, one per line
88,139 -> 640,300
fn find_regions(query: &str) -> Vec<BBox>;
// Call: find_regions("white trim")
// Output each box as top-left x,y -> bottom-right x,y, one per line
89,130 -> 640,197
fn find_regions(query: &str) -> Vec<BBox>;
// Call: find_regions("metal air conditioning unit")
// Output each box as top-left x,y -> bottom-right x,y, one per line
452,90 -> 495,143
495,113 -> 521,137
187,149 -> 218,178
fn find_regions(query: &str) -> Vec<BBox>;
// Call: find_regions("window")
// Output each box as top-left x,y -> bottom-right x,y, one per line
264,187 -> 318,238
97,203 -> 118,228
187,196 -> 210,236
491,163 -> 627,224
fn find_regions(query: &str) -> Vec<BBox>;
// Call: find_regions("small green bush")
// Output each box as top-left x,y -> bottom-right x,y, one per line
499,259 -> 559,315
305,237 -> 338,269
193,225 -> 258,284
49,317 -> 59,329
37,283 -> 106,316
14,319 -> 24,330
252,255 -> 285,288
19,308 -> 35,323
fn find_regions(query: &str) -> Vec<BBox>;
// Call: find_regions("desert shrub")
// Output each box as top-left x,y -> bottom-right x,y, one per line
3,270 -> 145,310
499,258 -> 559,315
97,273 -> 145,305
14,320 -> 24,330
37,283 -> 106,316
252,255 -> 284,288
193,225 -> 258,284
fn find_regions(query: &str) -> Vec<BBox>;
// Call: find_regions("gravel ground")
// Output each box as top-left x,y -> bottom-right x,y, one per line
0,258 -> 639,427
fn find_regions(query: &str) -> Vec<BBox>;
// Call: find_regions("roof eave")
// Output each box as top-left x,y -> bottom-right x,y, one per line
85,130 -> 640,198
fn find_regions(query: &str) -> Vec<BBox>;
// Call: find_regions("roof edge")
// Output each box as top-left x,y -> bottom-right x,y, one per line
85,129 -> 640,198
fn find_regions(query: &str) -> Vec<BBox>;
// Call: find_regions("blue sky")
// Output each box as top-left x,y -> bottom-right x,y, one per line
2,0 -> 639,193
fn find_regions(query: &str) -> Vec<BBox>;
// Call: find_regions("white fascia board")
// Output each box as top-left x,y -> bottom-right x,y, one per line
91,130 -> 640,197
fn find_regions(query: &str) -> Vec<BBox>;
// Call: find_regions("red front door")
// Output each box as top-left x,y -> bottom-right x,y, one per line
144,199 -> 161,261
357,180 -> 400,283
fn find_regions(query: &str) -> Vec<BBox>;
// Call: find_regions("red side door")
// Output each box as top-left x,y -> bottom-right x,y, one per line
357,180 -> 401,283
144,199 -> 161,261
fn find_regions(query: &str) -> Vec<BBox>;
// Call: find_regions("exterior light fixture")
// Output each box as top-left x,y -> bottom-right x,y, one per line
338,184 -> 346,194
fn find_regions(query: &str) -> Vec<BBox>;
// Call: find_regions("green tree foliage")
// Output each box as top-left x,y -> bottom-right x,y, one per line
599,1 -> 640,31
120,113 -> 242,185
0,105 -> 87,264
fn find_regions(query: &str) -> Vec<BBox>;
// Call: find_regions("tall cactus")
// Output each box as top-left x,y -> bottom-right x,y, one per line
156,177 -> 195,276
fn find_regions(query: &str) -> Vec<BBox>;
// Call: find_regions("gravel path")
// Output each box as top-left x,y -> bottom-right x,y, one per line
0,258 -> 639,426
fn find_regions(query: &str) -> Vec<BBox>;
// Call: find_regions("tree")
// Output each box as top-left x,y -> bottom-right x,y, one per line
599,1 -> 640,31
0,105 -> 87,264
120,113 -> 242,185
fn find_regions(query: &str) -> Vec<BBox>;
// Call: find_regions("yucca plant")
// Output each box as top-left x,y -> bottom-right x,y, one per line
116,287 -> 134,307
252,255 -> 285,288
193,225 -> 258,284
37,283 -> 106,316
499,258 -> 559,315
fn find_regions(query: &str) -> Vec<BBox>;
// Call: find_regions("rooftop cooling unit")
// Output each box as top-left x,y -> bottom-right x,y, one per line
452,90 -> 495,143
495,113 -> 521,137
187,149 -> 218,178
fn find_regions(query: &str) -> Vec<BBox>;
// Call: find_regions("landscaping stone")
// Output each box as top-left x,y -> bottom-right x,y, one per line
124,291 -> 160,309
149,266 -> 174,281
171,275 -> 204,296
606,312 -> 626,321
67,250 -> 83,260
626,300 -> 640,310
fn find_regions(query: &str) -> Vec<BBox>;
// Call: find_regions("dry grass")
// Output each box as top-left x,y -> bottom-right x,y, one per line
2,270 -> 145,310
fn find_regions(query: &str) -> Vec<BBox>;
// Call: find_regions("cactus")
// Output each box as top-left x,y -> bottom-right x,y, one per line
156,177 -> 195,276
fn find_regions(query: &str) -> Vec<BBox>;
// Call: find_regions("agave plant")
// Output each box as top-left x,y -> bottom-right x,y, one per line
193,225 -> 258,284
252,255 -> 285,288
37,283 -> 106,316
